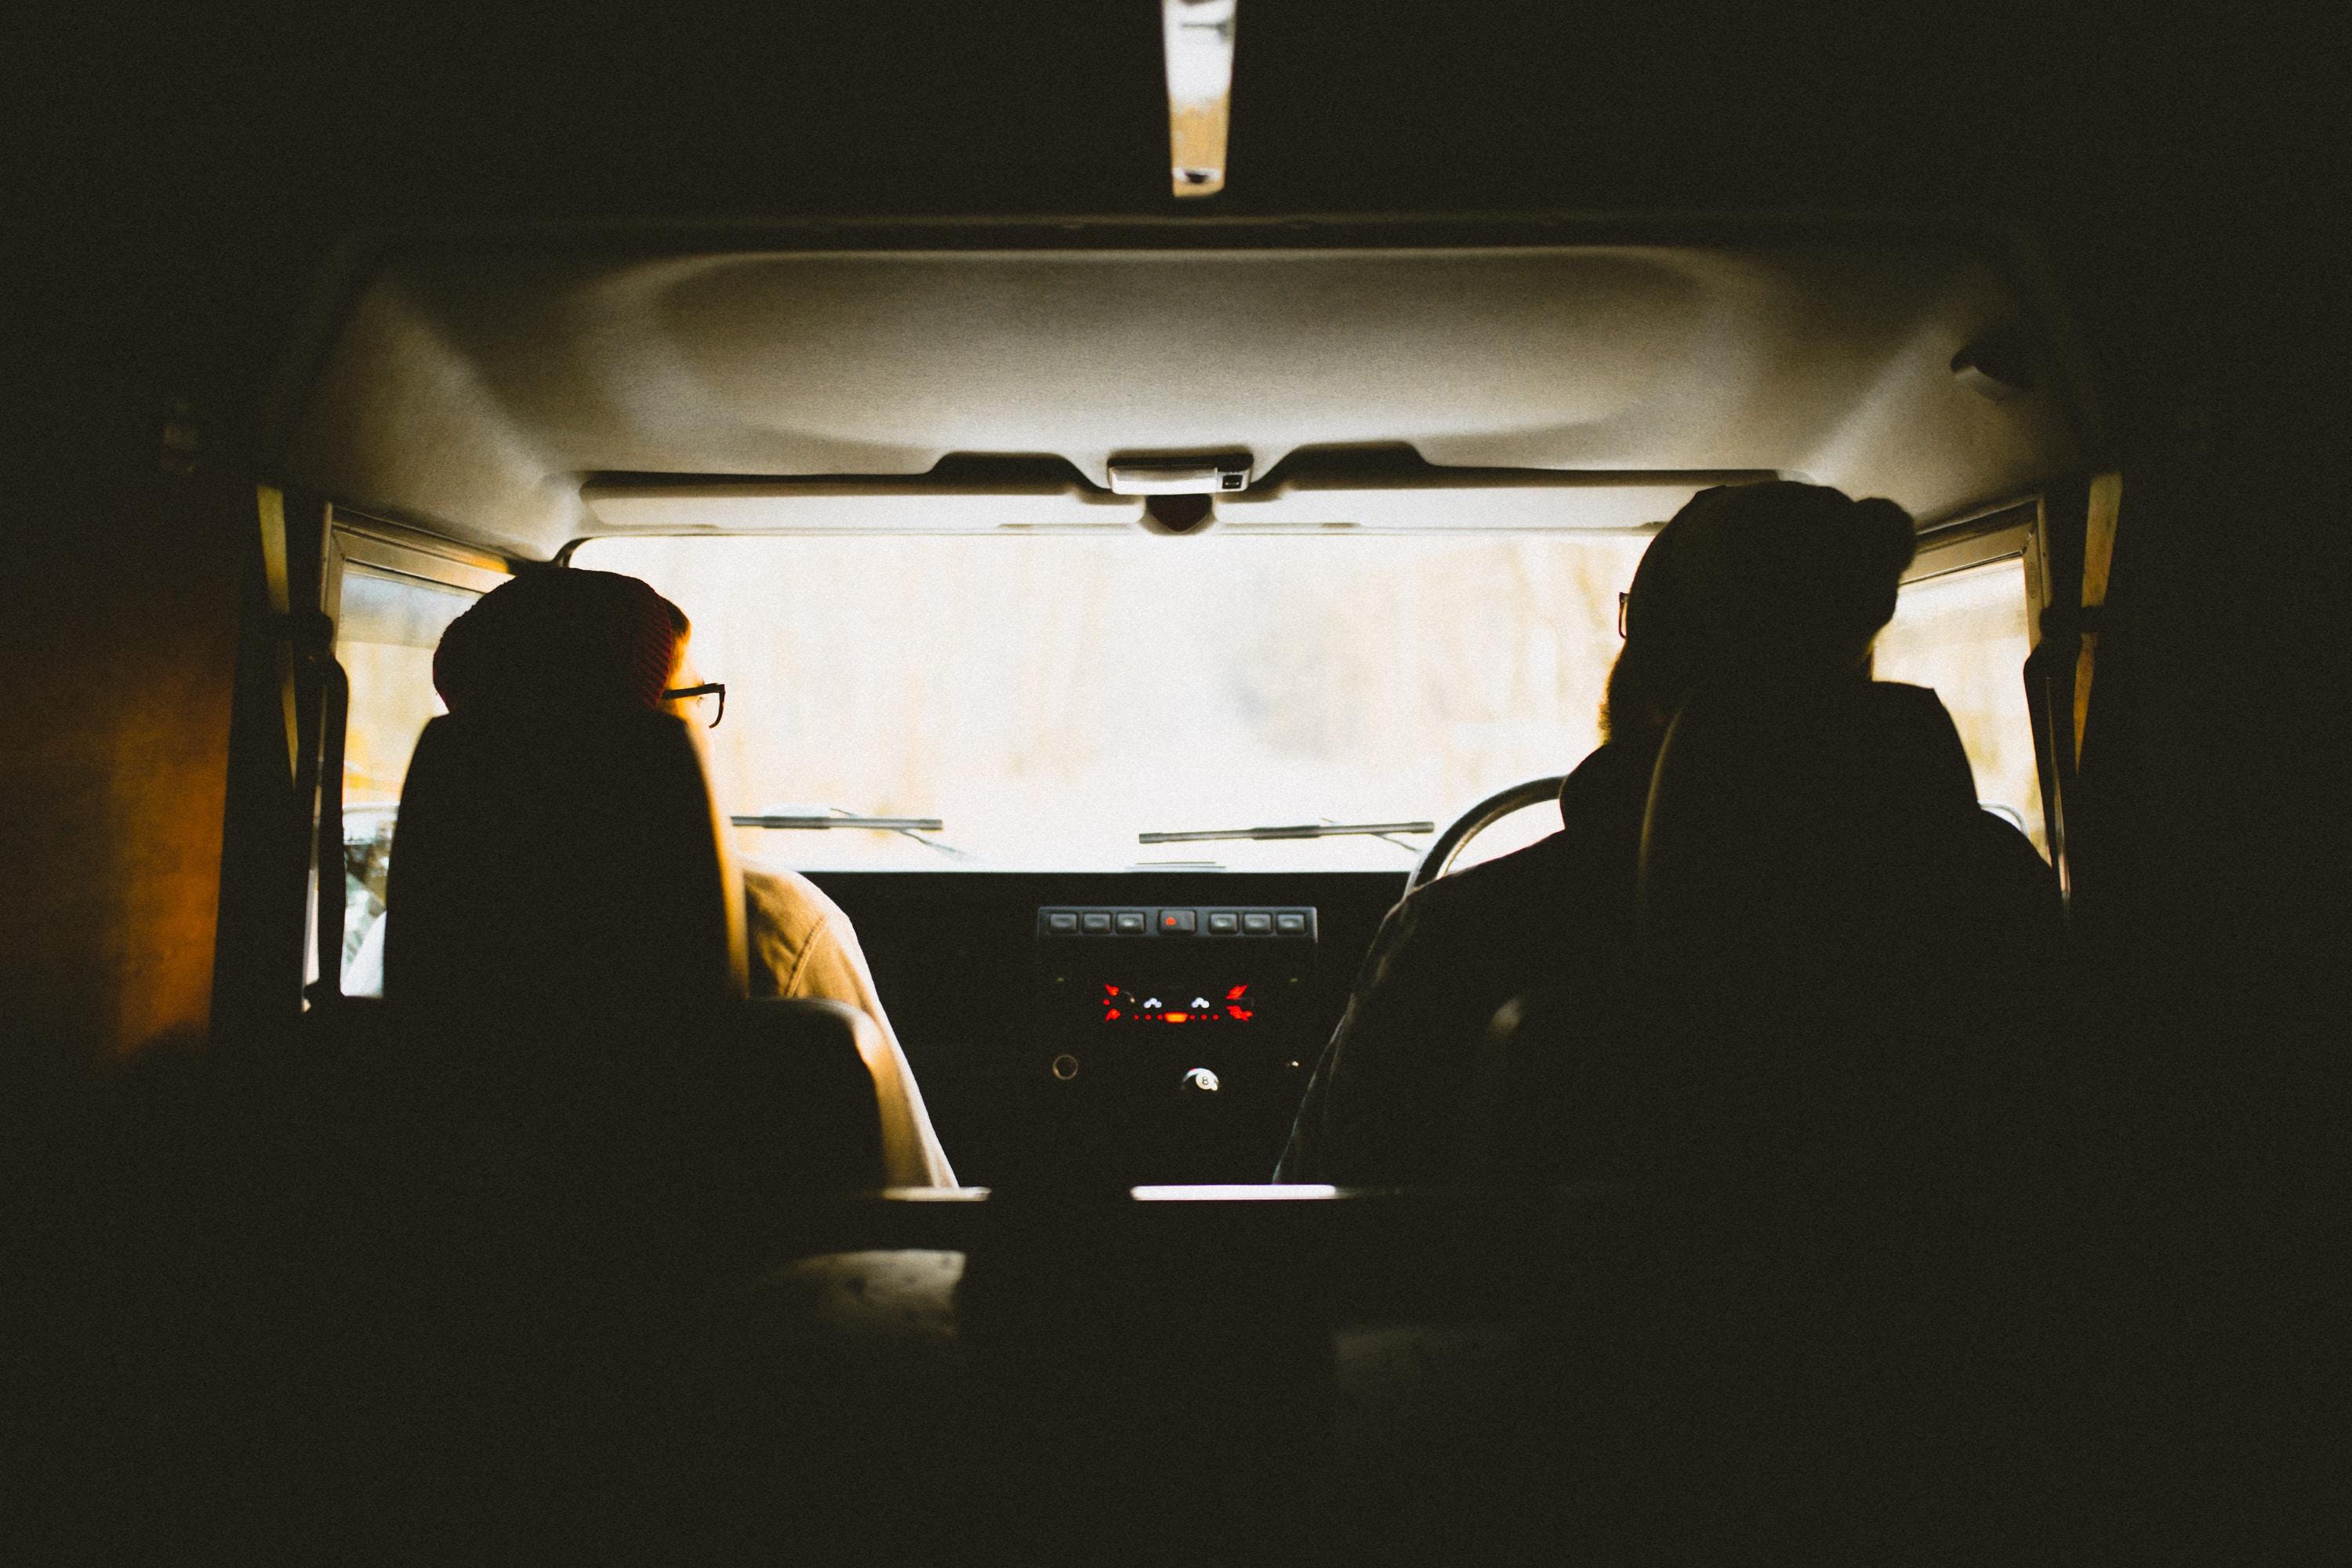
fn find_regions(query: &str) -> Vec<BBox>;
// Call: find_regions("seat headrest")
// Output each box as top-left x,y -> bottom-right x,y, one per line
384,710 -> 747,1011
1637,681 -> 1979,943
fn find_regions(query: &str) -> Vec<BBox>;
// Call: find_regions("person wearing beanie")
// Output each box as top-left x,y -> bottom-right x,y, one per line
1598,481 -> 1921,741
1276,482 -> 2053,1185
364,567 -> 956,1187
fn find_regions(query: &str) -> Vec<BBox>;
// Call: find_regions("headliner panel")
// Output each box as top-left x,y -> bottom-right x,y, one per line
283,236 -> 2083,559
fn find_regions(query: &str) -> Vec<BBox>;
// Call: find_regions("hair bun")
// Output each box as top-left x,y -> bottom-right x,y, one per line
1846,496 -> 1919,579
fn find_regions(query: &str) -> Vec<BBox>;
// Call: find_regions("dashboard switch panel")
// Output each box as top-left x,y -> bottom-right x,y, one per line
1037,906 -> 1318,942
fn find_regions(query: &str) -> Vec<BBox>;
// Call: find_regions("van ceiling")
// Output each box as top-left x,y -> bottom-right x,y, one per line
280,227 -> 2086,561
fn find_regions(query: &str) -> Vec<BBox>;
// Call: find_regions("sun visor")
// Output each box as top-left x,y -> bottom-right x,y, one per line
578,462 -> 1782,537
581,472 -> 1145,535
1214,468 -> 1779,532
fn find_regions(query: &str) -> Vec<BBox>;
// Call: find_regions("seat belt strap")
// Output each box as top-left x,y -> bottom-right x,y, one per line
257,485 -> 300,781
2074,471 -> 2122,765
258,485 -> 351,1002
306,646 -> 350,1007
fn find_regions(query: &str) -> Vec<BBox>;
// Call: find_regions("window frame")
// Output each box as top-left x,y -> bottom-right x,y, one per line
1893,496 -> 2059,865
323,513 -> 513,622
309,510 -> 513,996
1903,503 -> 2034,589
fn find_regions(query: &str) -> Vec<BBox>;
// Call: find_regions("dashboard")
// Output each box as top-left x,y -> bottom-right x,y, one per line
804,871 -> 1408,1185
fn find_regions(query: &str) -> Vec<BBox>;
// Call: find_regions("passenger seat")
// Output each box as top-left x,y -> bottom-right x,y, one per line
367,706 -> 922,1235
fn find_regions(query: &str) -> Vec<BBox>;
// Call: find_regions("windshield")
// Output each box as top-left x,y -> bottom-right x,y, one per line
576,533 -> 1652,870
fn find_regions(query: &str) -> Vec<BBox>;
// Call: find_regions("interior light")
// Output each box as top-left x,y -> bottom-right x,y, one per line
1109,456 -> 1254,495
1133,1185 -> 1341,1200
1163,0 -> 1236,197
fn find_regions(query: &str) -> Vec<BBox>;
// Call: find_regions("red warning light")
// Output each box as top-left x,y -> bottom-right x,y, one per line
1105,982 -> 1122,996
1105,1007 -> 1122,1020
1227,1006 -> 1254,1022
1225,984 -> 1249,1000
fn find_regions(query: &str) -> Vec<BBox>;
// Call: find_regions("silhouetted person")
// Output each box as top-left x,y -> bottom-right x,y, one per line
397,566 -> 956,1183
1276,481 -> 2058,1187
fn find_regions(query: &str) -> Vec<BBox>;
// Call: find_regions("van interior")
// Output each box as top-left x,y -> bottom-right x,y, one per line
8,7 -> 2332,1560
303,226 -> 2074,1191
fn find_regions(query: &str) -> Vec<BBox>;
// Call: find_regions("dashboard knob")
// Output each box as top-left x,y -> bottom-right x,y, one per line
1181,1067 -> 1221,1094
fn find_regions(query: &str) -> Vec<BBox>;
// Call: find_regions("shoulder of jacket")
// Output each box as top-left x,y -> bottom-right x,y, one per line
742,864 -> 847,943
1388,829 -> 1575,942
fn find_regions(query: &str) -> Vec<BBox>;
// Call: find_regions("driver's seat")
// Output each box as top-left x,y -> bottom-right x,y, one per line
1477,682 -> 2063,1550
1479,681 -> 2058,1194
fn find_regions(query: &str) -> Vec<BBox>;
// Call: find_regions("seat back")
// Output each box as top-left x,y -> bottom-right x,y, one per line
1625,681 -> 2005,1185
1475,683 -> 2023,1190
1455,687 -> 2057,1551
385,709 -> 746,1011
284,995 -> 887,1246
1638,680 -> 1978,951
365,707 -> 892,1200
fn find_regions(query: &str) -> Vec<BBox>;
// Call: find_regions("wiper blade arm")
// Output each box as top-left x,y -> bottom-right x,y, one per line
731,808 -> 971,860
1138,819 -> 1435,846
732,813 -> 946,832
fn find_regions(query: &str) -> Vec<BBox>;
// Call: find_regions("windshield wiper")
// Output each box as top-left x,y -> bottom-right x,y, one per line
731,808 -> 973,860
1138,819 -> 1435,851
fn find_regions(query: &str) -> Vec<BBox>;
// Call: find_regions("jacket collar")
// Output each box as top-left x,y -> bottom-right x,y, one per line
1556,735 -> 1662,831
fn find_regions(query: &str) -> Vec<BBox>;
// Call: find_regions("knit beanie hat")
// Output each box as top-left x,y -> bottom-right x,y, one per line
433,568 -> 689,719
1607,481 -> 1916,734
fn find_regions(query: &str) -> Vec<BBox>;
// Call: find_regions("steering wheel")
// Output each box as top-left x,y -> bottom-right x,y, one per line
1408,775 -> 1566,891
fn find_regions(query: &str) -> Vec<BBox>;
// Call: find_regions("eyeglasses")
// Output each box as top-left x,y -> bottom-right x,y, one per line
1617,591 -> 1629,639
662,682 -> 726,729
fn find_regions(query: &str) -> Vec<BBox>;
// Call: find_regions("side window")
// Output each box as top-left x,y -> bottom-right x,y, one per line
1873,528 -> 2047,858
326,527 -> 504,990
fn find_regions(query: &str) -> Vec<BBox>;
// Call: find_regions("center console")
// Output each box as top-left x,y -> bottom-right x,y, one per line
800,870 -> 1404,1188
1032,903 -> 1322,1181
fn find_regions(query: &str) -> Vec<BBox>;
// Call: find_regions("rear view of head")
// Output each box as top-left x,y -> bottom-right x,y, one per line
434,568 -> 690,720
1602,481 -> 1918,741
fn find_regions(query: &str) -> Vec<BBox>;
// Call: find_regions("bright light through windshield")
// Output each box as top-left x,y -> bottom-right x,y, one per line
576,533 -> 1652,871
